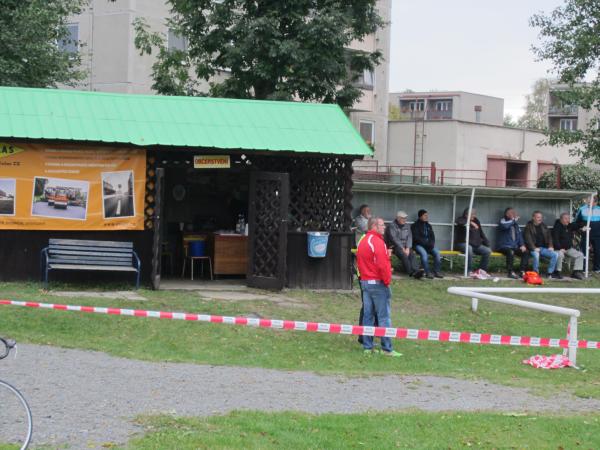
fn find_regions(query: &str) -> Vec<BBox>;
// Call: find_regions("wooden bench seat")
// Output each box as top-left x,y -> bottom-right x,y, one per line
41,239 -> 141,289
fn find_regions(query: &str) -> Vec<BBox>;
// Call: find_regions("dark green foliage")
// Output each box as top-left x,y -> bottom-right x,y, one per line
0,0 -> 85,87
530,0 -> 600,162
134,0 -> 384,108
538,164 -> 600,192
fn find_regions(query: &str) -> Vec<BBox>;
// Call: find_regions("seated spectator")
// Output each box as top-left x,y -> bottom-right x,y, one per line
411,209 -> 443,279
575,194 -> 600,273
552,212 -> 586,280
454,207 -> 491,275
524,211 -> 563,279
385,210 -> 424,279
497,207 -> 529,279
353,204 -> 371,245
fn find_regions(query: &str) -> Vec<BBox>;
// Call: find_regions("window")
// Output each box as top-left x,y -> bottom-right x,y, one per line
475,110 -> 481,123
359,121 -> 375,145
168,29 -> 188,52
434,101 -> 451,111
409,100 -> 425,111
559,118 -> 577,131
362,69 -> 374,88
58,23 -> 79,54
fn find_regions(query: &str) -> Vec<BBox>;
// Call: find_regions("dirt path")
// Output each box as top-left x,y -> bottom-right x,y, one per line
1,344 -> 598,448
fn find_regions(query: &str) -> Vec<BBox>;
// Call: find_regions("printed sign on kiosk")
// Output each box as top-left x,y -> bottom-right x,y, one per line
193,155 -> 230,169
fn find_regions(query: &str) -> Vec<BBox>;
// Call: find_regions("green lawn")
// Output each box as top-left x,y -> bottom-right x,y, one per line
1,278 -> 600,399
123,411 -> 600,449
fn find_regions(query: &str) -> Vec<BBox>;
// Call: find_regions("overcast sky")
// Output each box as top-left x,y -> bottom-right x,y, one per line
388,0 -> 565,119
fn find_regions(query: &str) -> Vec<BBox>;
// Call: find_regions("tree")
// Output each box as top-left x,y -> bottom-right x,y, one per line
503,114 -> 518,128
134,0 -> 384,108
0,0 -> 86,87
517,78 -> 549,130
530,0 -> 600,163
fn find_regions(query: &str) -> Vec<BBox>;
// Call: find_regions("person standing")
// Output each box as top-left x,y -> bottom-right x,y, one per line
356,217 -> 402,357
384,210 -> 424,279
454,207 -> 492,274
524,211 -> 563,279
353,204 -> 371,244
552,212 -> 586,280
412,209 -> 443,279
575,195 -> 600,273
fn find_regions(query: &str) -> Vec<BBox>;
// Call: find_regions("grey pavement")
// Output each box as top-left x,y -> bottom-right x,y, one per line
31,201 -> 87,220
1,344 -> 599,448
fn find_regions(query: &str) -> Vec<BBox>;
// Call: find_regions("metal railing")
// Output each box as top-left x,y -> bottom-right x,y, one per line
447,286 -> 600,365
548,105 -> 579,116
352,162 -> 552,188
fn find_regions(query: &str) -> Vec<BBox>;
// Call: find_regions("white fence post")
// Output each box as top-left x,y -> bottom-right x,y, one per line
568,315 -> 578,365
471,297 -> 478,312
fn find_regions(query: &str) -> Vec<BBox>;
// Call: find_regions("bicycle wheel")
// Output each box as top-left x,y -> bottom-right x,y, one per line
0,379 -> 33,450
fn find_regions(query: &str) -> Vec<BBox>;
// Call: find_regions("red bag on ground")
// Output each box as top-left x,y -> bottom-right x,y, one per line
522,354 -> 573,369
523,271 -> 543,285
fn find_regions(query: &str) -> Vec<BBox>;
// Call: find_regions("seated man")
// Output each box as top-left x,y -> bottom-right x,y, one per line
497,207 -> 529,279
524,210 -> 563,279
552,212 -> 586,280
411,209 -> 443,279
353,204 -> 371,245
384,210 -> 424,279
454,207 -> 492,275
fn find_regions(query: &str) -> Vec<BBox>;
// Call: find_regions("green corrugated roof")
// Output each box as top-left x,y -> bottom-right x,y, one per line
0,87 -> 372,156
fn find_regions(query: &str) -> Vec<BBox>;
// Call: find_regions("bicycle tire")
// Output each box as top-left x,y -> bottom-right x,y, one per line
0,379 -> 33,450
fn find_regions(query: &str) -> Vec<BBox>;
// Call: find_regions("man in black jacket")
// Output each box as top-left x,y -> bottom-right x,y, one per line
385,210 -> 424,279
454,208 -> 492,273
552,212 -> 585,280
411,209 -> 443,279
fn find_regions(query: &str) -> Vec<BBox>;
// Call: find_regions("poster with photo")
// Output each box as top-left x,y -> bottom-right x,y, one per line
102,171 -> 135,219
31,177 -> 89,220
0,142 -> 146,230
0,178 -> 16,216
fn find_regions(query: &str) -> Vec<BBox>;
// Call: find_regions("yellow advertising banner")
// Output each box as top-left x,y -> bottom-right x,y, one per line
0,142 -> 146,230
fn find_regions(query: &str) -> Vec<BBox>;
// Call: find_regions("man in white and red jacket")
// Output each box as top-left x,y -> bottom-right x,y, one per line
356,217 -> 402,357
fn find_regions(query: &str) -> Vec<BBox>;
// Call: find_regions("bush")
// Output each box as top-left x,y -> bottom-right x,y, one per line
537,164 -> 600,191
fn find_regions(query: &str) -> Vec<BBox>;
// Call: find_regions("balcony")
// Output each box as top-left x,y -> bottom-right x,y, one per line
548,105 -> 578,116
396,110 -> 426,120
426,110 -> 453,120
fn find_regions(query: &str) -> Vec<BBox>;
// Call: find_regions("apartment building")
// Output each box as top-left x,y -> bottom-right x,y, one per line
63,0 -> 391,158
370,90 -> 580,188
546,83 -> 599,133
389,91 -> 504,126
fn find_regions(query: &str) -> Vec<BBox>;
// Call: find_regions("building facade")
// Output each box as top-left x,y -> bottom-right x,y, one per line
367,90 -> 580,188
65,0 -> 391,158
546,83 -> 599,133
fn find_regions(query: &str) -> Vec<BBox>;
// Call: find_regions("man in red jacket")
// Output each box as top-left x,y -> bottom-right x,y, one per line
356,217 -> 402,357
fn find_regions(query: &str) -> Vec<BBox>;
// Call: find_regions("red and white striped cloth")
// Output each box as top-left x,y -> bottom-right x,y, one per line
522,354 -> 574,369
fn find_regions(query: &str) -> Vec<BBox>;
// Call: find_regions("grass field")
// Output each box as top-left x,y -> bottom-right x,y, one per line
122,411 -> 600,449
1,277 -> 600,401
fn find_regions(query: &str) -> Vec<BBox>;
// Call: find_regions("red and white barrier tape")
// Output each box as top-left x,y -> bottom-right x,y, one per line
1,299 -> 599,350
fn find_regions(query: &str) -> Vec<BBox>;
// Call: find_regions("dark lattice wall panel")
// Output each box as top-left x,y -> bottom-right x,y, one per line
253,156 -> 354,232
252,179 -> 282,278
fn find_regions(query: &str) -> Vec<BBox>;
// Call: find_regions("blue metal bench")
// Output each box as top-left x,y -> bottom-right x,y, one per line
41,239 -> 141,289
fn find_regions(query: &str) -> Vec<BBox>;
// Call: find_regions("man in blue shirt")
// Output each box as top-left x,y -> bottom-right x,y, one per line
576,195 -> 600,272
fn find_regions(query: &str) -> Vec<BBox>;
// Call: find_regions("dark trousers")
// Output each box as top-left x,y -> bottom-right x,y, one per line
393,248 -> 417,274
592,237 -> 600,271
499,247 -> 529,272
